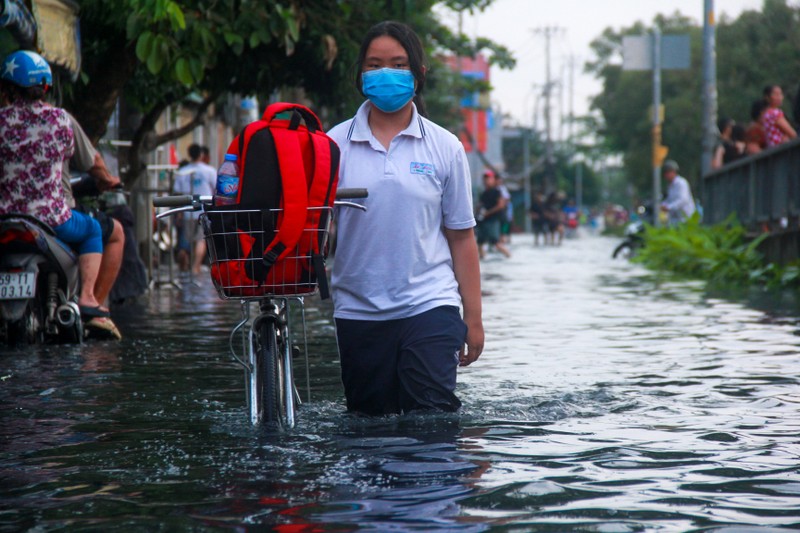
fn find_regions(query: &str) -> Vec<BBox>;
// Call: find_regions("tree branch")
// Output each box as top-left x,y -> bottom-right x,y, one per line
123,94 -> 217,187
149,95 -> 217,150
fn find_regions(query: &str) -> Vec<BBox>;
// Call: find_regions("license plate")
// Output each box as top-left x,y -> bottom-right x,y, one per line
0,272 -> 37,300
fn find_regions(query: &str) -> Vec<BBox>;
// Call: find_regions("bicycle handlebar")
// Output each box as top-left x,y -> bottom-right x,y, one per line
335,188 -> 368,200
153,195 -> 200,208
153,188 -> 367,210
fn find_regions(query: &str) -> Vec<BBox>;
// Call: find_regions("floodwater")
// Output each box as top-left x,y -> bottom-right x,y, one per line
2,233 -> 800,532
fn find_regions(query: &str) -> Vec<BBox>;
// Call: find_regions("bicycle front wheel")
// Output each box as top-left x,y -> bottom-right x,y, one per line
253,318 -> 285,428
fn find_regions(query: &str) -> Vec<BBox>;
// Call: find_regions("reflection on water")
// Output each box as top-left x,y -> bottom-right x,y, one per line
2,235 -> 800,531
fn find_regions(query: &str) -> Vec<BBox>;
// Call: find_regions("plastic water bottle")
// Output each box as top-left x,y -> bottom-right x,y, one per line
215,154 -> 240,206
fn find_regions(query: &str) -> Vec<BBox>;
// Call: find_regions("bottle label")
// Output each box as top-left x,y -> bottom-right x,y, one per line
217,175 -> 239,198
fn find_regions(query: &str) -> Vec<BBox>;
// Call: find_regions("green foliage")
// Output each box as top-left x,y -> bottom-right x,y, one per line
67,0 -> 514,147
502,118 -> 605,207
586,1 -> 800,202
631,212 -> 800,289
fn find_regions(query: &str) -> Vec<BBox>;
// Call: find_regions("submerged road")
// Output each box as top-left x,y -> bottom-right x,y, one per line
2,231 -> 799,531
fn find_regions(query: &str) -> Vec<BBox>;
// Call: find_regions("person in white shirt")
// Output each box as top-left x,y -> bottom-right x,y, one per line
660,160 -> 696,225
327,21 -> 484,415
173,143 -> 217,273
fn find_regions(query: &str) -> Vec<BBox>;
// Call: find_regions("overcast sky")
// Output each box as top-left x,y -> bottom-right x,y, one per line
436,0 -> 769,131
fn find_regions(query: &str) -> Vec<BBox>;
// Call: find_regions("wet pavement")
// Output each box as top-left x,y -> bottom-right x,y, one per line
2,232 -> 800,531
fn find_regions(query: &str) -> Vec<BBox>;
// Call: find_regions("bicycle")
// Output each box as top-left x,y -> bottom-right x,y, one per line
153,189 -> 367,428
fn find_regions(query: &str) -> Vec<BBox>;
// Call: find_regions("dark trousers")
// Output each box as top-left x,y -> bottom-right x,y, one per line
335,306 -> 467,415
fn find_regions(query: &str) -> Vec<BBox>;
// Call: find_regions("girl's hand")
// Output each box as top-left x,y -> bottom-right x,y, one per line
459,317 -> 484,367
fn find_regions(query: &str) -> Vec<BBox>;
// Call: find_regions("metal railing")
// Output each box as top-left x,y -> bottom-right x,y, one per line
703,137 -> 800,230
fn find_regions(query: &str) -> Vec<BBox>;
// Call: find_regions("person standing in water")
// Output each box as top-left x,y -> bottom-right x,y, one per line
327,21 -> 484,416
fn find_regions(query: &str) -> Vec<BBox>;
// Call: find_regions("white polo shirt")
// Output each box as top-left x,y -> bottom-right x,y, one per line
661,174 -> 696,225
328,101 -> 475,320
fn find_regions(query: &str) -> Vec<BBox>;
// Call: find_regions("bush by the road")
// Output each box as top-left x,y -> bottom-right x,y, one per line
634,213 -> 800,290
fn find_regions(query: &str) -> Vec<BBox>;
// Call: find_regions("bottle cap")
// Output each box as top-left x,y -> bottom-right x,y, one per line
224,154 -> 237,161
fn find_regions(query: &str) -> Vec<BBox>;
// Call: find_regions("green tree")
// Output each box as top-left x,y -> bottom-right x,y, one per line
62,0 -> 513,187
586,13 -> 698,201
716,0 -> 800,127
586,1 -> 800,205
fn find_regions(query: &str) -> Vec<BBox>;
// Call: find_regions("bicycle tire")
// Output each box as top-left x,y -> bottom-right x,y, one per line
257,318 -> 284,428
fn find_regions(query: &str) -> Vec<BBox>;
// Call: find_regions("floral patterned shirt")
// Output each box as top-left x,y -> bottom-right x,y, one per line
762,107 -> 786,148
0,99 -> 74,226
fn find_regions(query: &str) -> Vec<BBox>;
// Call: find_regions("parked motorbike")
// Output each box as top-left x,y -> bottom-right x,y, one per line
612,204 -> 652,259
0,214 -> 83,345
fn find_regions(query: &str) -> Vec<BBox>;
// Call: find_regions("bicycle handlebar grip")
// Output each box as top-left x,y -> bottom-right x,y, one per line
335,188 -> 368,200
153,195 -> 194,208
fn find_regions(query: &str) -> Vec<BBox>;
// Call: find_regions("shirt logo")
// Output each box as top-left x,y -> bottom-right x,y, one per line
410,162 -> 435,176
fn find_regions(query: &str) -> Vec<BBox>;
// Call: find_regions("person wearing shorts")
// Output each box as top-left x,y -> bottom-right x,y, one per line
173,144 -> 217,274
64,111 -> 125,319
328,21 -> 484,416
476,170 -> 511,259
0,51 -> 109,323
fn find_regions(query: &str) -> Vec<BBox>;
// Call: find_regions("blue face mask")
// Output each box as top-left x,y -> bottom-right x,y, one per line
361,68 -> 416,113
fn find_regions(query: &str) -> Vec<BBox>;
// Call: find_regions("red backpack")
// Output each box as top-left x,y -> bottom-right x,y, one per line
205,103 -> 340,299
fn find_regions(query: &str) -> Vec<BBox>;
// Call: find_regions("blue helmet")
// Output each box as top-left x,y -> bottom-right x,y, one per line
1,50 -> 52,88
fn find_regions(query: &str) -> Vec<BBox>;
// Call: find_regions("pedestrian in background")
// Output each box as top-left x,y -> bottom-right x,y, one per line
200,145 -> 212,165
712,117 -> 735,170
326,20 -> 484,416
172,143 -> 216,274
660,160 -> 695,225
496,173 -> 513,245
476,170 -> 511,259
761,85 -> 797,148
544,192 -> 565,245
745,99 -> 768,155
529,191 -> 547,246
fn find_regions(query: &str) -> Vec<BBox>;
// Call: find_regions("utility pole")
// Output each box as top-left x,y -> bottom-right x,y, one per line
652,27 -> 663,228
701,0 -> 717,177
568,55 -> 576,145
569,55 -> 581,212
522,127 -> 531,233
534,26 -> 562,194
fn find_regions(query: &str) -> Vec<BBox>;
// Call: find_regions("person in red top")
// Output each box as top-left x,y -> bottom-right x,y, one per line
761,85 -> 797,148
745,99 -> 768,156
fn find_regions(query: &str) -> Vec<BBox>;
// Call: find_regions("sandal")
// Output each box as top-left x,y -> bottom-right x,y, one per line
85,317 -> 122,341
79,305 -> 111,320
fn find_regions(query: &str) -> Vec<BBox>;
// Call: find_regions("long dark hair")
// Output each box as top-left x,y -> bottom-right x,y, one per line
763,84 -> 780,103
750,98 -> 768,121
354,20 -> 428,116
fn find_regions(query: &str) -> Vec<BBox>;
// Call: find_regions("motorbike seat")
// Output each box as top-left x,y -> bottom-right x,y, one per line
0,213 -> 57,237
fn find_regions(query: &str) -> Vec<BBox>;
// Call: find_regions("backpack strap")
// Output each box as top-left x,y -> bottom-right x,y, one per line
261,126 -> 309,268
304,132 -> 339,299
262,102 -> 323,132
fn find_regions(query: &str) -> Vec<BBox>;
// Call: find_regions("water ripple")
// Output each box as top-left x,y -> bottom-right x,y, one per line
3,236 -> 800,530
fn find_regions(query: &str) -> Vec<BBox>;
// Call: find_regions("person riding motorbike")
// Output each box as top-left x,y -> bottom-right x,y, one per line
0,50 -> 120,337
63,114 -> 125,339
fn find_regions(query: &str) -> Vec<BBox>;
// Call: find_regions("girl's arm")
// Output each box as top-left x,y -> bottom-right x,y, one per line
445,227 -> 484,366
777,115 -> 797,140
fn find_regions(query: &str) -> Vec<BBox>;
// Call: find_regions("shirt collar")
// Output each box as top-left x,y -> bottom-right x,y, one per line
349,100 -> 424,142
